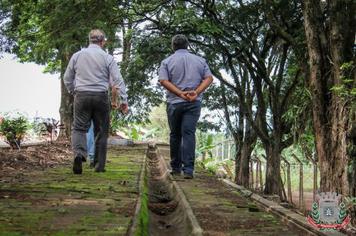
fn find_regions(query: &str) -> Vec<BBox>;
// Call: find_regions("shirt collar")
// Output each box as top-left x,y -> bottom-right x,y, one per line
88,44 -> 102,49
174,49 -> 189,53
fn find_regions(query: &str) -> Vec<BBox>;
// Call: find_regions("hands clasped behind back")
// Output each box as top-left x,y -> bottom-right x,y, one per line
180,90 -> 198,102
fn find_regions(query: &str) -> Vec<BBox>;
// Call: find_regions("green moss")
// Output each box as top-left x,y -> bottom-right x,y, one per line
0,232 -> 23,236
0,149 -> 145,235
135,175 -> 149,236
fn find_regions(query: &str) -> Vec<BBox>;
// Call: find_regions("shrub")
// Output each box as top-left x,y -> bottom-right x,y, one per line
0,115 -> 29,149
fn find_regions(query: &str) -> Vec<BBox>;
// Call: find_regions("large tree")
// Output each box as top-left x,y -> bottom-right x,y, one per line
187,1 -> 306,196
130,0 -> 308,196
0,0 -> 12,54
302,0 -> 355,194
2,0 -> 163,137
3,0 -> 124,138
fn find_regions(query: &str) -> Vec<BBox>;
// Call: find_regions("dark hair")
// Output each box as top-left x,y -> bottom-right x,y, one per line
171,34 -> 189,51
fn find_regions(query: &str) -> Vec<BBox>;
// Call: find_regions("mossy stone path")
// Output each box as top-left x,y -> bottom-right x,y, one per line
0,147 -> 145,236
158,146 -> 306,236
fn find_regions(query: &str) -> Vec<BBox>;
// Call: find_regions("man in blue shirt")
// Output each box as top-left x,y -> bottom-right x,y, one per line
159,34 -> 213,179
64,29 -> 128,174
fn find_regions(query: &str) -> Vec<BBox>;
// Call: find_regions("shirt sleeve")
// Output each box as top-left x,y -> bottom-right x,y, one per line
63,54 -> 76,94
202,59 -> 212,79
108,57 -> 128,104
158,60 -> 169,81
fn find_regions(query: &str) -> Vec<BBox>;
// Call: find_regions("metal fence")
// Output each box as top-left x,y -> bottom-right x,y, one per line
210,139 -> 318,212
213,139 -> 235,161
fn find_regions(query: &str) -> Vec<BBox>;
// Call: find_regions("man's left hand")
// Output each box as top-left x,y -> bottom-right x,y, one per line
111,100 -> 119,109
186,90 -> 198,102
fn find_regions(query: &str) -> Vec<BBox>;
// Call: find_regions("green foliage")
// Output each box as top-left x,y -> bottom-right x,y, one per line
196,132 -> 215,158
0,0 -> 12,54
0,113 -> 29,149
29,120 -> 46,137
3,1 -> 170,126
109,109 -> 124,135
201,158 -> 234,176
141,104 -> 170,143
4,0 -> 122,69
331,61 -> 356,101
110,104 -> 168,142
252,140 -> 266,158
125,126 -> 140,141
121,124 -> 158,141
122,33 -> 167,123
282,144 -> 311,164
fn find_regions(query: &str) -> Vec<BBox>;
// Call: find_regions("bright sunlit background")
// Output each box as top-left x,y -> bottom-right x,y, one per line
0,53 -> 60,120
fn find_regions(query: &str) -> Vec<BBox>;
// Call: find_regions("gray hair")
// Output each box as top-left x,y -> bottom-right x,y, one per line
88,29 -> 106,43
172,34 -> 189,51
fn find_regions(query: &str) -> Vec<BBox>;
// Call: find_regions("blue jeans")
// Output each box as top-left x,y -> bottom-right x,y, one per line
86,121 -> 95,162
167,101 -> 201,175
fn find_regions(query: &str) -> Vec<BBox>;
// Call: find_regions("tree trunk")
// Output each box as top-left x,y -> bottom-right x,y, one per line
348,116 -> 356,196
237,139 -> 256,187
303,0 -> 354,194
264,141 -> 282,197
234,139 -> 242,184
121,21 -> 132,75
348,116 -> 356,225
57,55 -> 73,140
236,121 -> 257,187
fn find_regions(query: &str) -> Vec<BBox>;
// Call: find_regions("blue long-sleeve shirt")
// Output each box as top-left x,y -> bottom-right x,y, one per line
64,44 -> 128,104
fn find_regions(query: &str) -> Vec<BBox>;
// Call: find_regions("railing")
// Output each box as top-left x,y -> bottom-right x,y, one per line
210,140 -> 319,213
213,139 -> 235,161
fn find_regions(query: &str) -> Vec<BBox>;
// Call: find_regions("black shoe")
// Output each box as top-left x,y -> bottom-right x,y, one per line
183,173 -> 193,179
170,170 -> 181,176
94,168 -> 106,173
73,156 -> 83,174
81,156 -> 87,162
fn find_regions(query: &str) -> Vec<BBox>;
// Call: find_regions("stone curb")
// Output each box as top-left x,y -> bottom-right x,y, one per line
171,180 -> 203,236
128,144 -> 203,236
159,151 -> 203,236
127,153 -> 147,236
222,179 -> 346,236
0,141 -> 47,149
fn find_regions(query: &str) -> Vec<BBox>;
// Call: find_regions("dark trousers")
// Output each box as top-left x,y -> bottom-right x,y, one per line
72,91 -> 110,170
167,101 -> 201,175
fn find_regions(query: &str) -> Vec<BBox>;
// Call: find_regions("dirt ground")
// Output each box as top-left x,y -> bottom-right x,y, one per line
0,141 -> 73,179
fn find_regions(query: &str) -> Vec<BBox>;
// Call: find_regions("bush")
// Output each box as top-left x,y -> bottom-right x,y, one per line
0,115 -> 29,149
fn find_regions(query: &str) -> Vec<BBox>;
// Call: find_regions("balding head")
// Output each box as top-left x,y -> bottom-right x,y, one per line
172,34 -> 189,51
88,29 -> 106,44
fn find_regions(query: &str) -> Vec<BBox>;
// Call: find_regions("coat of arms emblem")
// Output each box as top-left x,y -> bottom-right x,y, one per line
307,192 -> 351,230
